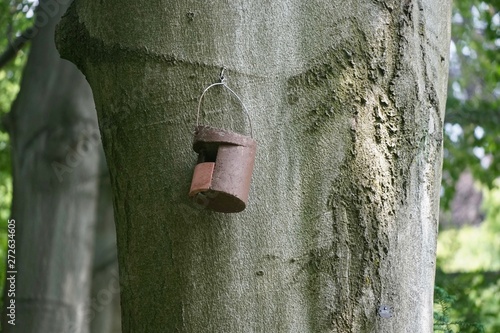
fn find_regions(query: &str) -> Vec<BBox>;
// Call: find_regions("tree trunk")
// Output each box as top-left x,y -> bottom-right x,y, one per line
90,171 -> 122,333
2,1 -> 119,332
57,1 -> 451,332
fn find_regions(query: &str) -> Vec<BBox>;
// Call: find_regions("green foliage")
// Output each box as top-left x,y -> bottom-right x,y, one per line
435,272 -> 500,333
1,1 -> 36,34
482,179 -> 500,233
0,0 -> 33,309
437,1 -> 500,329
437,226 -> 500,273
442,0 -> 500,208
434,286 -> 485,333
436,182 -> 500,332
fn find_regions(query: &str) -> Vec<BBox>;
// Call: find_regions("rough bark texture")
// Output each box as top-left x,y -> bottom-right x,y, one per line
57,0 -> 451,332
2,1 -> 120,332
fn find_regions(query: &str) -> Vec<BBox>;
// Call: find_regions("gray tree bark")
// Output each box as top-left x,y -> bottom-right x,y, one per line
2,0 -> 119,332
57,0 -> 452,332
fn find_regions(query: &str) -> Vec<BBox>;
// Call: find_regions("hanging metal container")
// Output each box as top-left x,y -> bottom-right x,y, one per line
189,73 -> 256,213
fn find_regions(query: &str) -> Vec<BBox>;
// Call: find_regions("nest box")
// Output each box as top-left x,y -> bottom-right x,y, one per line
189,125 -> 256,213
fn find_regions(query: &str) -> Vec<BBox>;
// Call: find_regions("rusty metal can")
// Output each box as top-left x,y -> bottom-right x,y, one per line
189,125 -> 256,213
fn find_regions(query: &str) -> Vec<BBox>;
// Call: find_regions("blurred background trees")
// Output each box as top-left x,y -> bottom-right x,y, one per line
0,0 -> 498,332
434,0 -> 500,332
1,1 -> 120,332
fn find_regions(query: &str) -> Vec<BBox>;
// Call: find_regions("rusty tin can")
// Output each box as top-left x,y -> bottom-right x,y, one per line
189,125 -> 256,213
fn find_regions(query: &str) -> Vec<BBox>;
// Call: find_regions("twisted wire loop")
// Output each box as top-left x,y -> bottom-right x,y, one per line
196,68 -> 254,138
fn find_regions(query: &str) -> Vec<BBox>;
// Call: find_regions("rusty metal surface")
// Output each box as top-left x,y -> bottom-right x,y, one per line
192,190 -> 247,213
211,145 -> 256,206
189,126 -> 257,213
189,162 -> 215,197
193,126 -> 256,152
